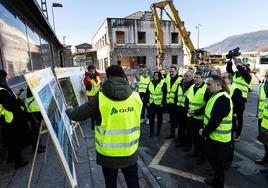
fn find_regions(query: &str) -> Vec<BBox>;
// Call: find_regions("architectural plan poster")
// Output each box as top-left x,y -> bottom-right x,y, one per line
55,67 -> 87,107
24,68 -> 77,188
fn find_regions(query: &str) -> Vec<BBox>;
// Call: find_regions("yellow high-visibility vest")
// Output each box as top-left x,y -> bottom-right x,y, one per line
96,92 -> 142,157
187,83 -> 206,120
166,75 -> 182,104
138,75 -> 150,93
148,80 -> 164,105
0,87 -> 14,124
261,104 -> 268,130
177,84 -> 191,107
25,96 -> 40,113
258,81 -> 267,119
230,74 -> 250,99
204,91 -> 233,143
86,76 -> 101,97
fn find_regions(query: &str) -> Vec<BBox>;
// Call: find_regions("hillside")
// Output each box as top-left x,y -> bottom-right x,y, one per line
205,30 -> 268,54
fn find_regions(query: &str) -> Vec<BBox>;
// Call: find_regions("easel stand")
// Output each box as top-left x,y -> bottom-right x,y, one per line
27,121 -> 79,188
27,121 -> 48,188
71,121 -> 85,149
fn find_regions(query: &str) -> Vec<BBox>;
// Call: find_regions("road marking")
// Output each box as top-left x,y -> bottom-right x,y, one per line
149,139 -> 205,183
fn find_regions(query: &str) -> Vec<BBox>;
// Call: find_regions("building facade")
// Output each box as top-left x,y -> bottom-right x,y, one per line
92,11 -> 184,71
0,0 -> 64,87
72,43 -> 97,67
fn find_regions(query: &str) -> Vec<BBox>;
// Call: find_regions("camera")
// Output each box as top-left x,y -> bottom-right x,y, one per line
226,47 -> 241,59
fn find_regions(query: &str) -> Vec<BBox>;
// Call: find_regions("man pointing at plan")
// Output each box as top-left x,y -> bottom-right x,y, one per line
66,65 -> 142,188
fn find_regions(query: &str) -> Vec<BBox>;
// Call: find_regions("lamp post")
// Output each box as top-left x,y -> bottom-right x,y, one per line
196,24 -> 201,49
52,3 -> 63,32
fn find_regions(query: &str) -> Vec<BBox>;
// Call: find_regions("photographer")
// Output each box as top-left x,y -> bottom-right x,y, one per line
226,56 -> 251,142
84,65 -> 101,130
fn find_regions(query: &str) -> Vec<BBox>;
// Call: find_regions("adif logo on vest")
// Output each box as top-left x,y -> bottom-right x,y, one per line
110,107 -> 134,115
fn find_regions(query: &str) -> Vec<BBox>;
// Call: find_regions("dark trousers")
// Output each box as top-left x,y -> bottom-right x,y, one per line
4,126 -> 22,163
189,117 -> 204,157
91,117 -> 96,130
258,119 -> 262,133
167,104 -> 178,136
177,107 -> 188,144
139,93 -> 148,119
264,145 -> 268,158
102,163 -> 139,188
148,104 -> 163,136
206,138 -> 226,188
233,101 -> 245,136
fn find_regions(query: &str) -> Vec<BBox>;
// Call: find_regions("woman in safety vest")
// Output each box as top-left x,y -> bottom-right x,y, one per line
145,71 -> 166,137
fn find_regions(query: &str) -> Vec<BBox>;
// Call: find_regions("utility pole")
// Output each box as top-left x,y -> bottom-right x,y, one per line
196,24 -> 201,49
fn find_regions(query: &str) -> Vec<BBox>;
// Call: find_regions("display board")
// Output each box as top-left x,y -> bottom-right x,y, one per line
24,68 -> 77,188
55,67 -> 87,107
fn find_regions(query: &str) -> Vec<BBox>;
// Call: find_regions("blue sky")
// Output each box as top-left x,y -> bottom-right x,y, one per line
44,0 -> 268,48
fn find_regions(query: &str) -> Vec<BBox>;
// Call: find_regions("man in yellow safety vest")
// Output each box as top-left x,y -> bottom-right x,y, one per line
66,65 -> 142,188
199,75 -> 233,188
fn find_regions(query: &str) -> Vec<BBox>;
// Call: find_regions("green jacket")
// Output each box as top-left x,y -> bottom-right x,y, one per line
66,77 -> 138,169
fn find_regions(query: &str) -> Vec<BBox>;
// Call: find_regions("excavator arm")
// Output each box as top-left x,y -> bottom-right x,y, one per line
151,0 -> 197,67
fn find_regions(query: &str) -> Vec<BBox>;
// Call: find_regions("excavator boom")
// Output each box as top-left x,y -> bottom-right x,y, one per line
151,0 -> 201,67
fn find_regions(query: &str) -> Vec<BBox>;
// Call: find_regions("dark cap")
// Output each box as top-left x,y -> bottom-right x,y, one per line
87,65 -> 96,70
0,70 -> 7,79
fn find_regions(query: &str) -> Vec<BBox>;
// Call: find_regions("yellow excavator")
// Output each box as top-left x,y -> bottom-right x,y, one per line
151,0 -> 222,68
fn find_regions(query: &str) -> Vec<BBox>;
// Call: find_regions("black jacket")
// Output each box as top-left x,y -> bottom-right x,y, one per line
0,82 -> 31,147
66,77 -> 139,169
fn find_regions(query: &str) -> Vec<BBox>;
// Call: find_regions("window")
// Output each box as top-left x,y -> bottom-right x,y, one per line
27,25 -> 43,70
172,56 -> 178,64
40,35 -> 53,68
138,32 -> 146,43
171,32 -> 178,43
116,31 -> 125,44
0,2 -> 31,78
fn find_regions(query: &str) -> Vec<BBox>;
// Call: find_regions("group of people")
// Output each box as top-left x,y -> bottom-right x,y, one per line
0,70 -> 44,170
2,57 -> 267,188
68,61 -> 254,188
134,59 -> 254,187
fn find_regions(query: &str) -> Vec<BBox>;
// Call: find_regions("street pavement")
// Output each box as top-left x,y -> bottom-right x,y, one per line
0,91 -> 268,188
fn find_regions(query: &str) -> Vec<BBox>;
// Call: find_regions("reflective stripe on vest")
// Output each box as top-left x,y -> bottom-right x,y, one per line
258,82 -> 267,119
177,84 -> 191,107
138,75 -> 150,93
204,91 -> 233,143
230,74 -> 249,99
25,96 -> 40,113
86,76 -> 101,97
187,83 -> 206,120
166,75 -> 182,104
0,88 -> 14,124
148,80 -> 164,105
96,92 -> 142,157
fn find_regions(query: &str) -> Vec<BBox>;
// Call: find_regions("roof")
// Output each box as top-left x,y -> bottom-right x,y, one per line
124,11 -> 153,20
75,43 -> 92,49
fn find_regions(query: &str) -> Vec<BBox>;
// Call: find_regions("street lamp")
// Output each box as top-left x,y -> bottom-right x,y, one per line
195,24 -> 201,49
52,3 -> 63,32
